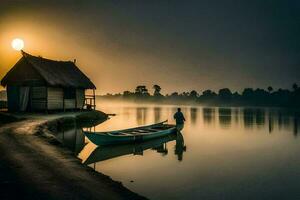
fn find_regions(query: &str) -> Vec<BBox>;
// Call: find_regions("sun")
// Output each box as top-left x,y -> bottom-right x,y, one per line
11,38 -> 24,51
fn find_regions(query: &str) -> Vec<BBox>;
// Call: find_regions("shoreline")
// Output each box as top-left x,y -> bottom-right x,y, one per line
0,110 -> 147,200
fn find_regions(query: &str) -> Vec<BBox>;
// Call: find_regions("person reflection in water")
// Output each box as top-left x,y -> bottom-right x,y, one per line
175,132 -> 186,161
174,108 -> 186,160
174,108 -> 186,127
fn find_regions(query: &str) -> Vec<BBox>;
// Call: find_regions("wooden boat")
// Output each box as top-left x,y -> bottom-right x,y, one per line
84,134 -> 177,164
84,120 -> 177,145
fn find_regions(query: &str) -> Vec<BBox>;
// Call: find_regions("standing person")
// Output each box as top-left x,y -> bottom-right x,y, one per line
174,108 -> 186,127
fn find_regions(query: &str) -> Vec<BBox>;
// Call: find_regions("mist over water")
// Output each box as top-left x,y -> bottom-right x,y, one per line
58,100 -> 300,199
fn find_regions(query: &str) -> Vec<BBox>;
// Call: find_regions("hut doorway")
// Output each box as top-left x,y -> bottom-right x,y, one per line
7,86 -> 30,112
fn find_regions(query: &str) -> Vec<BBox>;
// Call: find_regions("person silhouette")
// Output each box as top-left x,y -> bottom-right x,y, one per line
174,108 -> 186,126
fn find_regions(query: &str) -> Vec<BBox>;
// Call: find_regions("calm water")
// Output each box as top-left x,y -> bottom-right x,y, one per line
54,101 -> 300,200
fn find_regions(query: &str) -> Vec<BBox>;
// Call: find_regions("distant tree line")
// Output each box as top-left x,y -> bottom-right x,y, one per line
101,83 -> 300,107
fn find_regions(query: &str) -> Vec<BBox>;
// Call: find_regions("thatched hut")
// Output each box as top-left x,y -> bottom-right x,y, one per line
1,51 -> 96,112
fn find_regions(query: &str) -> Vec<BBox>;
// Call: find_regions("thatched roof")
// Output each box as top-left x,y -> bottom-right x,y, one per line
1,51 -> 96,89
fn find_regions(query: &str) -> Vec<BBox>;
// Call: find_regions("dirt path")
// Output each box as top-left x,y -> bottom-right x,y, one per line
0,119 -> 146,200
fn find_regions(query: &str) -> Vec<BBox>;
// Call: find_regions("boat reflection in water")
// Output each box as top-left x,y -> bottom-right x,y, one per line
51,117 -> 187,165
84,130 -> 186,165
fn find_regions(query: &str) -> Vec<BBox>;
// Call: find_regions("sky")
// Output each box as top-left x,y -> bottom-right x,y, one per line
0,0 -> 299,94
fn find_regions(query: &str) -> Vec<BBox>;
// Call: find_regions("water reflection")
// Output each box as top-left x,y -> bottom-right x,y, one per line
136,107 -> 148,125
190,107 -> 197,125
255,109 -> 265,127
84,133 -> 184,165
55,125 -> 85,155
218,108 -> 232,128
203,107 -> 215,125
123,107 -> 131,120
79,102 -> 300,200
154,107 -> 162,123
268,112 -> 274,134
278,111 -> 283,130
242,108 -> 298,131
234,108 -> 239,124
53,119 -> 105,155
152,143 -> 168,155
282,115 -> 290,130
293,116 -> 299,137
53,107 -> 300,159
51,102 -> 300,200
243,108 -> 255,129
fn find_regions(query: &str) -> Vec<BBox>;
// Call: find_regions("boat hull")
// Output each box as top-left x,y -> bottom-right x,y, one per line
84,126 -> 177,146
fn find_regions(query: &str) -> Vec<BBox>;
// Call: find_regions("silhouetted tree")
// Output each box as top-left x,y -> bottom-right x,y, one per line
153,84 -> 162,97
123,91 -> 129,95
272,88 -> 291,106
291,83 -> 300,106
181,92 -> 190,97
242,88 -> 254,98
189,90 -> 198,99
135,85 -> 150,97
100,83 -> 300,107
218,88 -> 232,101
293,83 -> 298,91
253,88 -> 269,105
267,86 -> 273,93
123,90 -> 133,98
170,92 -> 179,97
198,90 -> 217,103
202,90 -> 215,96
168,92 -> 180,102
232,92 -> 241,102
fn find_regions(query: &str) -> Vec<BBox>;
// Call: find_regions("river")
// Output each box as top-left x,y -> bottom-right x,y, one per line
55,100 -> 300,199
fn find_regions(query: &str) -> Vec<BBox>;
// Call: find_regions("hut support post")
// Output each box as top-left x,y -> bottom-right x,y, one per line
81,90 -> 84,111
75,89 -> 78,111
83,89 -> 96,110
30,87 -> 32,112
63,90 -> 65,112
46,87 -> 48,114
93,89 -> 96,110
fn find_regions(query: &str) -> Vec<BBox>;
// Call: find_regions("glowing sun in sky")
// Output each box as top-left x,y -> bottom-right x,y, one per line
11,38 -> 24,51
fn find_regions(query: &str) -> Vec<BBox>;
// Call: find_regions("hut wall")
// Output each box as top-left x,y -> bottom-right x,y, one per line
31,86 -> 47,110
76,89 -> 85,109
47,87 -> 63,110
64,99 -> 76,109
63,88 -> 75,109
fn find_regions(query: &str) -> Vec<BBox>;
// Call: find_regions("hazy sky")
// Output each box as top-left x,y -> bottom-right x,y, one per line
0,0 -> 299,94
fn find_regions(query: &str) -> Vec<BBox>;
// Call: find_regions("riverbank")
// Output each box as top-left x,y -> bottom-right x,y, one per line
0,110 -> 146,200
